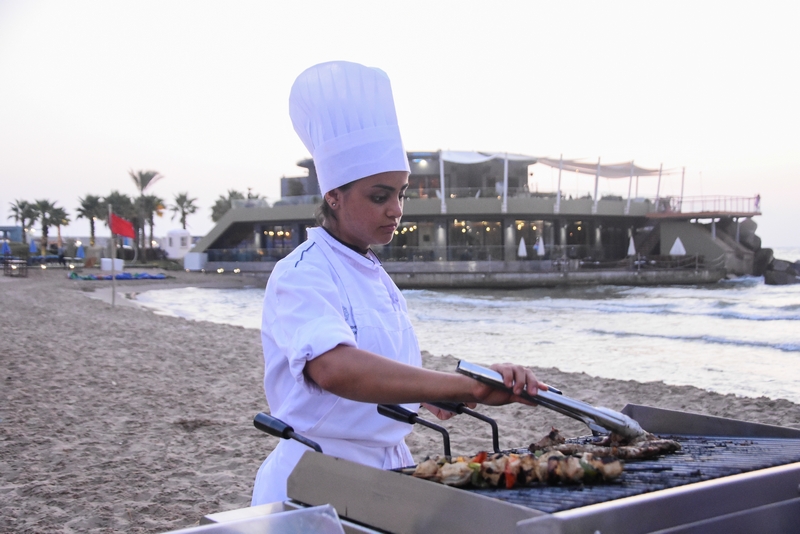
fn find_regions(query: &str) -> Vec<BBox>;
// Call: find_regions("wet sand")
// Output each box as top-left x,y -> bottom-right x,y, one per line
2,269 -> 798,533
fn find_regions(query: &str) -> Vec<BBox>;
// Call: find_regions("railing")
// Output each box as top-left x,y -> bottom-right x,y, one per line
206,246 -> 724,272
207,247 -> 294,262
231,198 -> 270,209
405,187 -> 560,200
662,195 -> 760,214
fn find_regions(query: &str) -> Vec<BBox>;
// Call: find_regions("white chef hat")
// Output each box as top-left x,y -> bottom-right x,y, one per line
289,61 -> 410,195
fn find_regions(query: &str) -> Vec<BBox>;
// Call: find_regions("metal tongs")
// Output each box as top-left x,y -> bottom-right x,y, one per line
456,360 -> 645,439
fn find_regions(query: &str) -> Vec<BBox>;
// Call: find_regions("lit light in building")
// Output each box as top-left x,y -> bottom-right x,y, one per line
532,225 -> 537,230
517,223 -> 523,231
69,264 -> 75,269
462,228 -> 466,233
277,231 -> 284,236
151,240 -> 158,247
264,231 -> 268,235
41,265 -> 47,270
486,227 -> 490,232
233,268 -> 241,274
394,230 -> 399,235
577,226 -> 582,231
269,231 -> 275,236
75,240 -> 82,246
217,268 -> 224,274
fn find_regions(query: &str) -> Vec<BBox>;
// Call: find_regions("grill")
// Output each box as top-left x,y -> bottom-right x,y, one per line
281,404 -> 800,534
473,435 -> 800,514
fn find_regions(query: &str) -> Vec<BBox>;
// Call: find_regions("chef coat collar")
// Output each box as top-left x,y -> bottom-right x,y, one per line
312,227 -> 381,267
320,226 -> 370,256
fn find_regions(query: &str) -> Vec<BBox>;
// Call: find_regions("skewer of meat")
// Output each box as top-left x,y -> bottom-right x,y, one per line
411,450 -> 623,488
529,428 -> 681,460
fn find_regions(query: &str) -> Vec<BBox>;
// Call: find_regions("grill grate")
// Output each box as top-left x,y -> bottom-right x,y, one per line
467,435 -> 800,513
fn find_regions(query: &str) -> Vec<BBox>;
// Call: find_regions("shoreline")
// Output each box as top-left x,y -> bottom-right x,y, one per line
2,269 -> 799,533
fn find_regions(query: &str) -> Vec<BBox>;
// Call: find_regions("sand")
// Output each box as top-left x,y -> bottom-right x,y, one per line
1,268 -> 799,533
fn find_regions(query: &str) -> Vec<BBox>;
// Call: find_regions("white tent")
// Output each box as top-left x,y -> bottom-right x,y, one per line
669,237 -> 687,256
627,236 -> 637,256
517,237 -> 527,258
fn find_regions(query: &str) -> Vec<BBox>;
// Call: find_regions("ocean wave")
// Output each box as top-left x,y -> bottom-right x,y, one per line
589,328 -> 800,353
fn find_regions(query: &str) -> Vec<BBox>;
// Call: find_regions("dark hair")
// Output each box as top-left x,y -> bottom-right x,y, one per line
315,182 -> 353,227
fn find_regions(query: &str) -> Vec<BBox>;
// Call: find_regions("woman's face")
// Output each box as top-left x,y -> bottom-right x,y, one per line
325,171 -> 409,250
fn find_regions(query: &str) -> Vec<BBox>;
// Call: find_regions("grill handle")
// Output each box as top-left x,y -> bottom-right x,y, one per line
429,402 -> 500,453
253,412 -> 323,453
377,404 -> 451,457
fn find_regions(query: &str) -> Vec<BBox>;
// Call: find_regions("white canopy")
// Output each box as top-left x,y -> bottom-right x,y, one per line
535,157 -> 672,178
440,151 -> 537,164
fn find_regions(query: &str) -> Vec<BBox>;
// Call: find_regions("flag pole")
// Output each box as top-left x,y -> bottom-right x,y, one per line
108,204 -> 116,308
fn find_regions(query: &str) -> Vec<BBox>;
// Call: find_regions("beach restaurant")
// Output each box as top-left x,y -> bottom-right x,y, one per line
188,151 -> 763,287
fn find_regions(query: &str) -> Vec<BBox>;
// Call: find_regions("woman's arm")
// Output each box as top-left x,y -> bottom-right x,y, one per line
304,344 -> 546,406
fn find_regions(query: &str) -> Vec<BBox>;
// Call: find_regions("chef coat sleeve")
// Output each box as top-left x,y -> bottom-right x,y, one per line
268,262 -> 357,387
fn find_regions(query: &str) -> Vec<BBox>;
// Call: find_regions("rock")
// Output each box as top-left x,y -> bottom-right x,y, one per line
771,259 -> 794,273
764,269 -> 800,285
737,218 -> 761,252
752,248 -> 773,276
764,257 -> 800,285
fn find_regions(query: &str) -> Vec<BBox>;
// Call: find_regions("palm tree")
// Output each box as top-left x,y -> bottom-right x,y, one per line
102,191 -> 136,260
32,199 -> 57,254
170,192 -> 198,229
50,206 -> 70,249
76,195 -> 104,246
129,169 -> 164,259
137,194 -> 165,251
7,199 -> 33,244
103,191 -> 136,219
211,189 -> 245,222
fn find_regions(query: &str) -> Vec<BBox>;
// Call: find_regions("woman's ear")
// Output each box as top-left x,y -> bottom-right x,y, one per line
325,190 -> 340,209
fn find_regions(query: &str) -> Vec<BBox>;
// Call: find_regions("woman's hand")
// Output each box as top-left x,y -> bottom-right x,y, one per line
470,363 -> 547,406
421,403 -> 456,420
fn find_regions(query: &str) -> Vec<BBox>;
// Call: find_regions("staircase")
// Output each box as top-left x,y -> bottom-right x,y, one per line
634,223 -> 661,256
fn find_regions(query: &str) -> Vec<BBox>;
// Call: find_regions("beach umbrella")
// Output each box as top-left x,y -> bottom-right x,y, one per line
29,240 -> 38,254
76,245 -> 85,259
536,236 -> 545,257
627,236 -> 637,256
1,241 -> 10,255
669,237 -> 687,256
517,237 -> 527,258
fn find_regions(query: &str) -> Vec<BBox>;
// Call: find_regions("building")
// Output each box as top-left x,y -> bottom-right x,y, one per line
189,151 -> 764,287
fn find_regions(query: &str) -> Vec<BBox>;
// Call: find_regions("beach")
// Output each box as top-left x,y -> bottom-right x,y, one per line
2,270 -> 799,533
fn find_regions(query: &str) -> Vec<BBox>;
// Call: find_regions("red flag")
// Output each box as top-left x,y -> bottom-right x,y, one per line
109,212 -> 135,238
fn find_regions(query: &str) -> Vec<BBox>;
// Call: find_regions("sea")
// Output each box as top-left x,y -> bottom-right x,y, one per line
136,247 -> 800,404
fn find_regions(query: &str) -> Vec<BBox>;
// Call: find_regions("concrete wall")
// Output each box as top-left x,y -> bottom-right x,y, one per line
659,221 -> 753,275
204,259 -> 725,287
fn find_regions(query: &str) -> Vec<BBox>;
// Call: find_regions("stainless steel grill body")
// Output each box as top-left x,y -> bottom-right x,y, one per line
285,405 -> 800,534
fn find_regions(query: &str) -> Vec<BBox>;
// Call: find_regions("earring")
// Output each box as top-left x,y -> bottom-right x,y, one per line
331,202 -> 336,208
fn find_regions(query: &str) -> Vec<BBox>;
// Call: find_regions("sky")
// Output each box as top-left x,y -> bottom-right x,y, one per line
1,1 -> 798,247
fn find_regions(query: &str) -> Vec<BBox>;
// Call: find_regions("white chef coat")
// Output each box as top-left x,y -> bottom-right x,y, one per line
251,227 -> 421,505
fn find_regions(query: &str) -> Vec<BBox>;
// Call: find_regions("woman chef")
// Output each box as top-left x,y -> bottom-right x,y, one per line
251,61 -> 546,505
